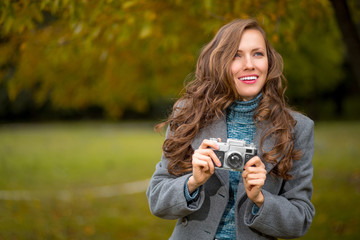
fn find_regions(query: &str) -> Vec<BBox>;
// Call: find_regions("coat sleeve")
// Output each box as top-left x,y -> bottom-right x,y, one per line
146,128 -> 205,220
244,116 -> 315,238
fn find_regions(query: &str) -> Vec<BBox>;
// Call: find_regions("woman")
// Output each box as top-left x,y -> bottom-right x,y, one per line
147,19 -> 315,240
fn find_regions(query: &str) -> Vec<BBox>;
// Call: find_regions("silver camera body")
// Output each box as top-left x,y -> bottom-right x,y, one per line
209,138 -> 257,172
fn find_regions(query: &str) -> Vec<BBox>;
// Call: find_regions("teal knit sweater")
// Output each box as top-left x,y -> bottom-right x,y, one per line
215,93 -> 261,239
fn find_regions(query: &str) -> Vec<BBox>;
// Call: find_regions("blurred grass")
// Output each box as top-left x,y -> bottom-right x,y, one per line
0,121 -> 176,239
305,121 -> 360,240
0,121 -> 359,239
0,122 -> 163,190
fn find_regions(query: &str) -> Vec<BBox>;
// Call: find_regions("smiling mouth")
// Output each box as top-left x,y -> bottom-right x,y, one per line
239,76 -> 258,81
238,75 -> 258,84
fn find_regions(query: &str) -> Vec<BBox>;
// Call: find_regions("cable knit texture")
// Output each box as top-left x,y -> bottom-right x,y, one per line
215,93 -> 261,239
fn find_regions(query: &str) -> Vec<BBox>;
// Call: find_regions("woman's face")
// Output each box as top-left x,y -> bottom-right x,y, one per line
230,29 -> 268,101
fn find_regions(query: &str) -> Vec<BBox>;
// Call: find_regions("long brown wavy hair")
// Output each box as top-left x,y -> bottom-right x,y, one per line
155,19 -> 301,180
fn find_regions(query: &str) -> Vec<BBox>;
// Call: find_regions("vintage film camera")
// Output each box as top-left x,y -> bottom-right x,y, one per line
209,138 -> 257,171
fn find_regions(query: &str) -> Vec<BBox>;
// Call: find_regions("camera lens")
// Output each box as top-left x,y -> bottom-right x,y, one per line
227,153 -> 243,169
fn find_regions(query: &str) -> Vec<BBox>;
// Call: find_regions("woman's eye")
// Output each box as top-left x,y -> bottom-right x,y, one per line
254,52 -> 264,57
234,53 -> 241,58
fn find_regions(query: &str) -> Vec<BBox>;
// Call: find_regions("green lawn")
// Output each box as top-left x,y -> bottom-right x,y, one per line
305,121 -> 360,240
0,121 -> 359,239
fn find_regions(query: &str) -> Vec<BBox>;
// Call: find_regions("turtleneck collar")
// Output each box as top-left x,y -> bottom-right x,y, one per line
228,93 -> 262,114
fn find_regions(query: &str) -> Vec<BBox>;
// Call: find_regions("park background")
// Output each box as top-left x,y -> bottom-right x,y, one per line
0,0 -> 359,239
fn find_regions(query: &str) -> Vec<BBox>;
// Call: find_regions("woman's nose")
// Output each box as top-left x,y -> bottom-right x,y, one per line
244,55 -> 255,70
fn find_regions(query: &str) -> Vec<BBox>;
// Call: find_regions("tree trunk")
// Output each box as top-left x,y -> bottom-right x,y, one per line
329,0 -> 360,87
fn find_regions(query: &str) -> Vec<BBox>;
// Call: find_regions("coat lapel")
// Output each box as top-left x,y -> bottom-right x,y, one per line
190,115 -> 228,150
253,128 -> 278,173
190,115 -> 229,188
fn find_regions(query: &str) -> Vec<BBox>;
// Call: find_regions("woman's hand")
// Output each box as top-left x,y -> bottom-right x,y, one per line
242,156 -> 267,207
187,139 -> 222,194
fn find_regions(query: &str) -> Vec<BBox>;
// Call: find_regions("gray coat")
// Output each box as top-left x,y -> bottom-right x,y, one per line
147,111 -> 315,239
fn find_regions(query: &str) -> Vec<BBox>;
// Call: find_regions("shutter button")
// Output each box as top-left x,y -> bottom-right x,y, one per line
181,217 -> 188,226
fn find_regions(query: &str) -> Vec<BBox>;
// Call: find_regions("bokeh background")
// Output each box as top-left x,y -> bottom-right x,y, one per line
0,0 -> 359,239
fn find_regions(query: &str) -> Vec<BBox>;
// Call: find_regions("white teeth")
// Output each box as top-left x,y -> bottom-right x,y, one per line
239,76 -> 257,81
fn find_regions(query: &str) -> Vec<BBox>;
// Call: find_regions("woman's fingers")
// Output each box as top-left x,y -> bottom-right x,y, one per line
244,172 -> 267,180
242,156 -> 266,190
190,139 -> 223,187
244,175 -> 266,185
244,156 -> 265,170
242,168 -> 267,177
199,139 -> 222,167
194,148 -> 221,167
192,152 -> 213,173
242,167 -> 266,181
242,157 -> 266,205
198,138 -> 220,150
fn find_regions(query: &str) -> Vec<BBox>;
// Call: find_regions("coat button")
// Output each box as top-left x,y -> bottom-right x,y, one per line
181,217 -> 188,226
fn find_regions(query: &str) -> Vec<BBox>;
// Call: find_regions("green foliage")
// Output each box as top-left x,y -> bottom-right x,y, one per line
0,0 -> 348,118
280,1 -> 345,98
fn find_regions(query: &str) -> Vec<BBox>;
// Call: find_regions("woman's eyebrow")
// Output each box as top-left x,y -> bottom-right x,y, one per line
236,47 -> 265,52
